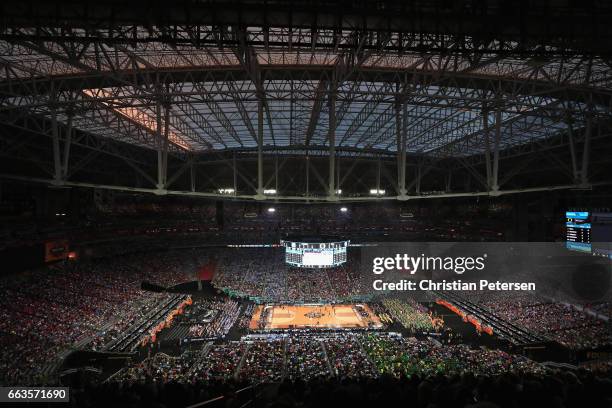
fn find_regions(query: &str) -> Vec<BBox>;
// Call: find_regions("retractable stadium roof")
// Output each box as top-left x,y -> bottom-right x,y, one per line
1,0 -> 612,201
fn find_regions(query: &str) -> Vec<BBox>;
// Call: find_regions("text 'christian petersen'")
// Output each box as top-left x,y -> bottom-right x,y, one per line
372,279 -> 536,292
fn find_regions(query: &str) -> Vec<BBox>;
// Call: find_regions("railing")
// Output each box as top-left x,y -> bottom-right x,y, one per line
185,384 -> 257,408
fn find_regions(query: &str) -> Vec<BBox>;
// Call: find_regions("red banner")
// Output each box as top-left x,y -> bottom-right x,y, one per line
198,261 -> 217,281
436,299 -> 493,336
141,296 -> 192,346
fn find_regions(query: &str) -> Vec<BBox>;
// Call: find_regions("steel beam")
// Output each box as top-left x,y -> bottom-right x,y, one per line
580,101 -> 594,187
566,117 -> 579,183
50,94 -> 62,185
3,173 -> 603,202
397,99 -> 407,198
190,159 -> 196,192
61,112 -> 72,180
491,107 -> 502,193
155,99 -> 165,192
233,152 -> 237,196
482,106 -> 493,190
256,99 -> 264,198
3,8 -> 612,56
328,85 -> 336,200
305,155 -> 310,198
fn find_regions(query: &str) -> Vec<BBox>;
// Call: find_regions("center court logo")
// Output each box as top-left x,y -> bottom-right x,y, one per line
372,253 -> 487,275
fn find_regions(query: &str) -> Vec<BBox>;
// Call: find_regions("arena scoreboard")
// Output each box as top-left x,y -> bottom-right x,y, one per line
566,211 -> 591,253
280,237 -> 349,268
565,210 -> 612,258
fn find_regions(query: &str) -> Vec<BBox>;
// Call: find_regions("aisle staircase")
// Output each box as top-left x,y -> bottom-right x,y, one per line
105,294 -> 188,352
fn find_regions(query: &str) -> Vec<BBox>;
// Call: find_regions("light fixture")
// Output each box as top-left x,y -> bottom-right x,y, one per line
335,189 -> 342,195
340,207 -> 348,212
263,189 -> 277,195
369,189 -> 386,195
218,188 -> 235,194
267,207 -> 276,213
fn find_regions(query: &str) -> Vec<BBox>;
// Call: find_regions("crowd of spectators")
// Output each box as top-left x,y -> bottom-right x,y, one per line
2,240 -> 610,390
112,332 -> 549,386
75,368 -> 612,408
0,250 -> 204,385
471,292 -> 612,349
212,249 -> 363,302
361,333 -> 545,378
87,292 -> 179,352
90,331 -> 612,407
238,339 -> 286,382
190,343 -> 248,381
183,299 -> 241,339
589,301 -> 612,318
237,304 -> 255,330
120,343 -> 249,383
112,352 -> 195,384
321,334 -> 378,378
381,298 -> 441,333
0,197 -> 508,254
285,336 -> 331,381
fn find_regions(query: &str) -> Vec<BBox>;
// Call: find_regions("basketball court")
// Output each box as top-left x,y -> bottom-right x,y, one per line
249,304 -> 383,330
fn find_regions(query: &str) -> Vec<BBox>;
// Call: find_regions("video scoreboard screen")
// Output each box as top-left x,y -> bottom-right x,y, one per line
565,210 -> 612,259
281,239 -> 349,268
566,211 -> 591,252
302,250 -> 334,266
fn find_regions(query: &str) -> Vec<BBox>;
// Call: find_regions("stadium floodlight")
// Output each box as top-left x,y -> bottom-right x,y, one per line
263,189 -> 277,195
267,207 -> 276,213
369,189 -> 386,195
340,207 -> 348,212
218,188 -> 235,194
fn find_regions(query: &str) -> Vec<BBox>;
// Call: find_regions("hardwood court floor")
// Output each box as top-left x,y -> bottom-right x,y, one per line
249,304 -> 383,330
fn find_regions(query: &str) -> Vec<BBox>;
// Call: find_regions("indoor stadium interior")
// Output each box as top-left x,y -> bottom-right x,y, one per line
1,1 -> 612,407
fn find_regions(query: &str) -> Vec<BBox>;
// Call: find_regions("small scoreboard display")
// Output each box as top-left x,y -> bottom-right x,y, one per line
566,211 -> 591,253
281,238 -> 349,268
